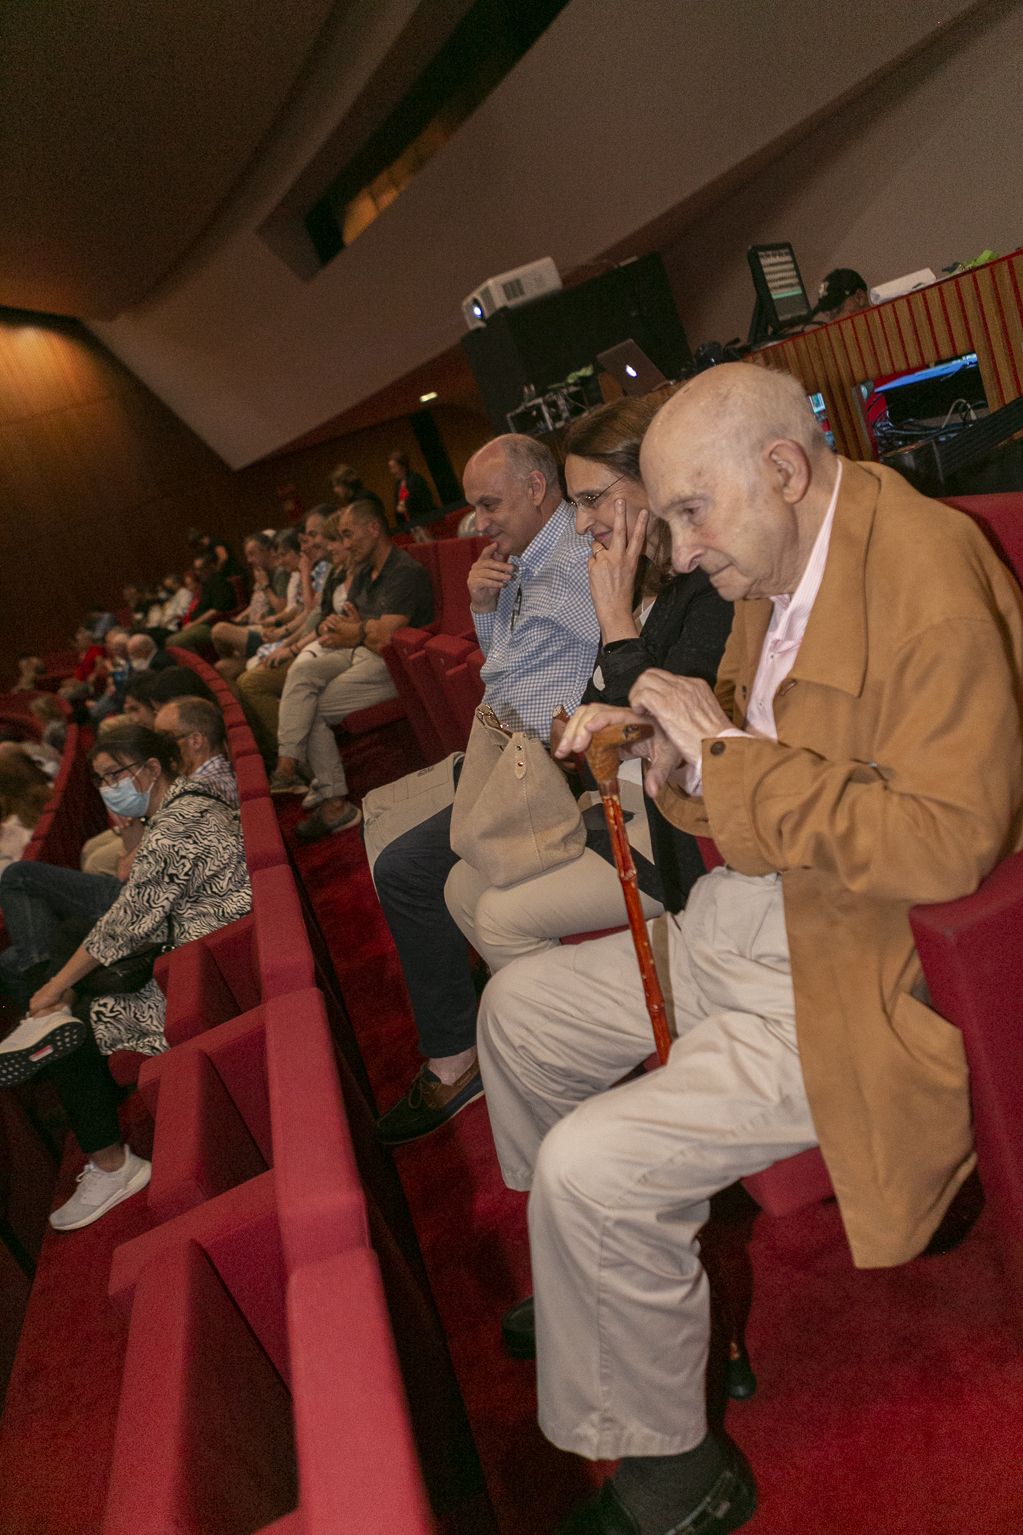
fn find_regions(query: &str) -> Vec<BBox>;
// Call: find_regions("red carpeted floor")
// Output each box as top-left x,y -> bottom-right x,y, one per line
2,794 -> 1022,1535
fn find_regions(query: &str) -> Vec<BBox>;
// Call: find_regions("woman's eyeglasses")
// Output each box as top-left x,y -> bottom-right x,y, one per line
566,473 -> 628,512
92,761 -> 143,790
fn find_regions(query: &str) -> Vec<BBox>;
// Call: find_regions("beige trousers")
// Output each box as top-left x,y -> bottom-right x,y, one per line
237,660 -> 292,759
80,828 -> 122,877
476,866 -> 817,1460
444,845 -> 663,974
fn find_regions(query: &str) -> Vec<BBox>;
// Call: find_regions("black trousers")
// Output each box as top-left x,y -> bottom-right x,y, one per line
373,804 -> 478,1060
45,1014 -> 122,1154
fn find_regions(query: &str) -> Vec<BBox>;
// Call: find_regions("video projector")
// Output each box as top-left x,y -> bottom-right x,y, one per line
462,257 -> 561,330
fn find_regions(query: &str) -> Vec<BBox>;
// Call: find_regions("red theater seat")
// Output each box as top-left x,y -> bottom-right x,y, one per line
424,634 -> 476,754
236,751 -> 272,802
161,865 -> 315,1046
240,795 -> 288,870
102,1238 -> 297,1535
286,1249 -> 433,1535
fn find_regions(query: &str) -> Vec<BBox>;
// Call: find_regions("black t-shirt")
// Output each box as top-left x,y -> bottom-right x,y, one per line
346,547 -> 434,627
199,571 -> 236,615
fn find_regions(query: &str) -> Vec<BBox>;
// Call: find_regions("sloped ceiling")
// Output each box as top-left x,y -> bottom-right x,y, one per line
0,0 -> 338,318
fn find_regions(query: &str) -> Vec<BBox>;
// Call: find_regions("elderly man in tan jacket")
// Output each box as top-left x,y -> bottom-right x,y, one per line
476,363 -> 1023,1535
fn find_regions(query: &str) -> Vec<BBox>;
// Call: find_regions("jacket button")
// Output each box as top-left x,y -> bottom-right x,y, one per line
709,741 -> 726,756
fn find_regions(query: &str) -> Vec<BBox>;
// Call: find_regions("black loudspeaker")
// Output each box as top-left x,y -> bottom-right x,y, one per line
461,252 -> 692,432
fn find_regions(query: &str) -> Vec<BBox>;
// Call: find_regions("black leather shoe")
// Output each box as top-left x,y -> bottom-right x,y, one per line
501,1295 -> 536,1358
556,1446 -> 756,1535
376,1061 -> 484,1146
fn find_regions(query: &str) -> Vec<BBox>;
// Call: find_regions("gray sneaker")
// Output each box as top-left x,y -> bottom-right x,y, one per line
0,1007 -> 85,1087
49,1148 -> 152,1232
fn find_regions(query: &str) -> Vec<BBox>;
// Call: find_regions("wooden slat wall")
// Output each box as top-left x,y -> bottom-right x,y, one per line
750,249 -> 1023,457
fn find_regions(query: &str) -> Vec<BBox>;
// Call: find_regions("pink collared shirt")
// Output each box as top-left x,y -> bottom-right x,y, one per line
684,460 -> 843,791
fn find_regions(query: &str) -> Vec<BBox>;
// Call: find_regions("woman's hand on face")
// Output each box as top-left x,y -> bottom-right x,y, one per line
589,502 -> 647,637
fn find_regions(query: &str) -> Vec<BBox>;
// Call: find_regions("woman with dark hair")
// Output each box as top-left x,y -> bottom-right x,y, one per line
380,395 -> 734,1144
387,449 -> 435,523
0,724 -> 251,1230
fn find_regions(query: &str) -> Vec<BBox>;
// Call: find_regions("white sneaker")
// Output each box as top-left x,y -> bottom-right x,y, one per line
49,1148 -> 152,1232
301,782 -> 327,809
0,1007 -> 85,1087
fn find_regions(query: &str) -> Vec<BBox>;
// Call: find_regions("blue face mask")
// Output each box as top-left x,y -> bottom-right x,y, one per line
99,771 -> 151,820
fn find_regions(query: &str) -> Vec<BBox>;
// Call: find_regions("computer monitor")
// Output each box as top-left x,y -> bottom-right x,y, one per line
855,352 -> 987,454
748,243 -> 813,341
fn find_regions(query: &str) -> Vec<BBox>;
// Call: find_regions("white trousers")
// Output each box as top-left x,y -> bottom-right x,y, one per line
476,867 -> 817,1460
276,647 -> 396,797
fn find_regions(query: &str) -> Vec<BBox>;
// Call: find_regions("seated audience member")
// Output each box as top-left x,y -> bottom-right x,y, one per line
126,632 -> 174,674
330,463 -> 366,507
153,695 -> 238,807
211,531 -> 286,681
240,526 -> 315,670
236,508 -> 332,758
443,397 -> 732,987
85,608 -> 116,641
84,692 -> 231,876
121,672 -> 162,728
263,515 -> 350,779
0,746 -> 51,872
155,571 -> 195,632
387,449 -> 436,523
28,695 -> 68,753
70,624 -> 106,686
187,528 -> 243,578
812,267 -> 869,323
122,666 -> 216,730
373,434 -> 599,1140
12,654 -> 45,693
282,498 -> 434,841
0,725 -> 251,1232
172,553 -> 240,653
121,585 -> 151,627
475,364 -> 1023,1535
89,628 -> 132,723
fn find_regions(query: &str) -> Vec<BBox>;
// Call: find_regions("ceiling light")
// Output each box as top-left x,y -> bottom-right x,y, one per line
419,390 -> 438,403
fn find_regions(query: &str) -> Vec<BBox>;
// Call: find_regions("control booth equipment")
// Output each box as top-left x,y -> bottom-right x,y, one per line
461,252 -> 692,434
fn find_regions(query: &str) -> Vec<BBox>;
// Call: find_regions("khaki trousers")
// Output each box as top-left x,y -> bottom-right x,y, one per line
237,661 -> 292,759
444,846 -> 663,974
476,867 -> 817,1461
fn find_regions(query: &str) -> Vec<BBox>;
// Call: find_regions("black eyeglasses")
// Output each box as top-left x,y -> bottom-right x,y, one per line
92,761 -> 143,790
510,580 -> 524,630
566,473 -> 628,512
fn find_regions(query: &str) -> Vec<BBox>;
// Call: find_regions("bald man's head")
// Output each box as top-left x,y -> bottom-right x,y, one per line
463,434 -> 562,558
639,365 -> 838,602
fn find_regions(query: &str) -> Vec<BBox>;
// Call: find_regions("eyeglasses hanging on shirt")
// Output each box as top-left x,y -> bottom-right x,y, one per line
510,579 -> 524,630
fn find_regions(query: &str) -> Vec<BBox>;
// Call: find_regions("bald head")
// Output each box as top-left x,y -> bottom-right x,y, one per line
463,434 -> 563,559
644,364 -> 827,480
640,364 -> 839,602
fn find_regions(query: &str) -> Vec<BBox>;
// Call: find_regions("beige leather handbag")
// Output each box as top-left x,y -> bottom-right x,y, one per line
449,705 -> 585,887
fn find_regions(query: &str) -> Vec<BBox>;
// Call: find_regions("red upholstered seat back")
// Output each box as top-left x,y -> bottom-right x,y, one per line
102,1239 -> 297,1535
941,492 -> 1023,581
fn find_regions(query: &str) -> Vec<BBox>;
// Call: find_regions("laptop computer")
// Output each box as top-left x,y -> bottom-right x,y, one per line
596,339 -> 670,397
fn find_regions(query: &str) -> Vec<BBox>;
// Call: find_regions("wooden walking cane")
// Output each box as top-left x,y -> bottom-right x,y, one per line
585,720 -> 759,1399
584,721 -> 672,1065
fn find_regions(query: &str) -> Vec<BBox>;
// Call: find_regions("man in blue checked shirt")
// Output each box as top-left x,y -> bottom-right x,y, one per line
375,434 -> 599,1145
